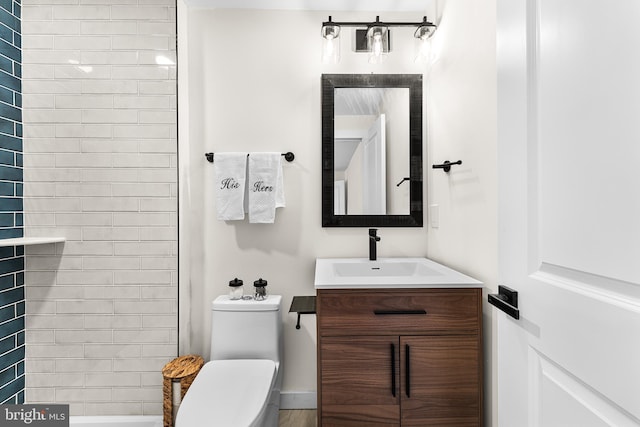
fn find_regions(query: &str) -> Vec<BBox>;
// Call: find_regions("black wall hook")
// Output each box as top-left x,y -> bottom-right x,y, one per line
432,160 -> 462,173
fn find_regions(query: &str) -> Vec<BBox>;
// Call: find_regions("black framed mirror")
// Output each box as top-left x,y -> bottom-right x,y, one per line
322,74 -> 423,227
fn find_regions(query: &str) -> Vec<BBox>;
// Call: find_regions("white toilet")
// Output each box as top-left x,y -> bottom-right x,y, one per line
175,294 -> 283,427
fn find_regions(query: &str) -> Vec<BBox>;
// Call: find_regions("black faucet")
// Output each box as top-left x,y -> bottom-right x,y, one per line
369,228 -> 381,261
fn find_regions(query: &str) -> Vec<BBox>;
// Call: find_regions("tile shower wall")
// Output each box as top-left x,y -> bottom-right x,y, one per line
0,0 -> 25,404
21,0 -> 177,416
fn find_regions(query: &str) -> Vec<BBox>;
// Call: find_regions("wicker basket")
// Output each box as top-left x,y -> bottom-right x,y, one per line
162,354 -> 204,427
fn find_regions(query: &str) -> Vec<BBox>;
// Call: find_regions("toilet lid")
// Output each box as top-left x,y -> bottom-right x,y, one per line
176,359 -> 276,427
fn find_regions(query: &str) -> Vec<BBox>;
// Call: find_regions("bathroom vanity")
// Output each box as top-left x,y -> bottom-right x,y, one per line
315,258 -> 483,426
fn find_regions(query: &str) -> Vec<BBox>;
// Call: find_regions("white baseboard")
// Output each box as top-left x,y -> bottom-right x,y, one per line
280,391 -> 317,409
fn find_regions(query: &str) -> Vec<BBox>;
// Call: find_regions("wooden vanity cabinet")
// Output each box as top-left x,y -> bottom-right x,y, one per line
317,288 -> 483,427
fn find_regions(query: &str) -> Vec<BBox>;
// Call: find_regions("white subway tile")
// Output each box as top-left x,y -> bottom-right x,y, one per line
22,64 -> 55,79
22,94 -> 56,109
111,6 -> 168,20
138,81 -> 175,95
138,141 -> 177,155
23,79 -> 82,94
81,80 -> 138,94
113,124 -> 176,139
55,124 -> 113,138
113,271 -> 171,285
26,344 -> 84,359
56,213 -> 113,227
138,111 -> 176,124
139,199 -> 175,212
140,285 -> 174,299
113,213 -> 171,227
55,95 -> 113,109
55,183 -> 112,197
28,373 -> 85,388
55,64 -> 112,80
56,330 -> 113,343
52,6 -> 110,20
26,314 -> 84,330
82,109 -> 137,124
25,388 -> 55,403
112,183 -> 171,197
113,242 -> 172,256
24,197 -> 82,212
82,227 -> 140,241
113,330 -> 171,344
140,257 -> 175,270
82,256 -> 140,270
111,35 -> 169,51
141,315 -> 175,329
56,270 -> 113,285
80,140 -> 139,154
23,139 -> 82,154
59,241 -> 114,256
22,6 -> 53,20
80,168 -> 138,182
22,35 -> 55,49
26,300 -> 57,315
80,21 -> 137,35
113,95 -> 175,109
56,300 -> 114,314
84,315 -> 141,329
141,344 -> 175,358
23,50 -> 81,65
55,153 -> 112,168
113,359 -> 167,373
56,359 -> 112,373
26,255 -> 83,270
84,286 -> 140,300
84,344 -> 141,359
27,285 -> 84,299
112,154 -> 171,168
25,359 -> 55,374
139,227 -> 176,241
83,402 -> 142,416
111,65 -> 169,81
114,300 -> 173,314
26,330 -> 55,343
85,373 -> 141,387
24,20 -> 81,35
23,108 -> 82,123
56,388 -> 112,401
82,198 -> 139,212
80,51 -> 139,65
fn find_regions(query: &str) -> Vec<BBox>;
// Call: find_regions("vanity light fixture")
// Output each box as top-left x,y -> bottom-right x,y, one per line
321,15 -> 437,64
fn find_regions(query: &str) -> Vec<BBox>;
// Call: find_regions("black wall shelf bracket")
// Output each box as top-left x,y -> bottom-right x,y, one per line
432,160 -> 462,173
289,296 -> 316,329
488,285 -> 520,320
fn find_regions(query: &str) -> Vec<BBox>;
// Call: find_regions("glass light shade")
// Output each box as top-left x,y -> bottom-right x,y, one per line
414,24 -> 436,64
367,25 -> 389,64
322,24 -> 341,64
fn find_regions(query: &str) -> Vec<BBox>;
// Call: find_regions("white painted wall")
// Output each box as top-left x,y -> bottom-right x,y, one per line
427,1 -> 498,425
178,6 -> 433,400
178,1 -> 497,423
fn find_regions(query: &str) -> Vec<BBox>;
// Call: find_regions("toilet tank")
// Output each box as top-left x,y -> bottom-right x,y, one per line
210,295 -> 283,363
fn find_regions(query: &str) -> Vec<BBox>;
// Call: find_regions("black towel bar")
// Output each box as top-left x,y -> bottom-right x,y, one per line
205,152 -> 295,163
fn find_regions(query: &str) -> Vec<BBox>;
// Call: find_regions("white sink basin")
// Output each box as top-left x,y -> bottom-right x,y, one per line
314,257 -> 482,289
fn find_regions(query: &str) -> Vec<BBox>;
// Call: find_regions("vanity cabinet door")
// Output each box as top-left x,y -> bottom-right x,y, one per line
400,335 -> 482,427
320,336 -> 400,426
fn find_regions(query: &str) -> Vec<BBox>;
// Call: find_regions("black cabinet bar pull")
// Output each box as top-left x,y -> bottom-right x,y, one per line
374,309 -> 427,316
390,343 -> 396,398
405,344 -> 411,398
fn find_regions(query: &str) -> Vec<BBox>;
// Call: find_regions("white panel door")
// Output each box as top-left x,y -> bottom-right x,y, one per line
497,0 -> 640,425
363,114 -> 386,214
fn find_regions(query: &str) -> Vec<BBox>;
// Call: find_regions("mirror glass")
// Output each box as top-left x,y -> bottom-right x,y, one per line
322,74 -> 423,227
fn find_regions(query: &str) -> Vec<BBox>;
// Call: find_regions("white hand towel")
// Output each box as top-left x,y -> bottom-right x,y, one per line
214,152 -> 247,221
248,153 -> 286,223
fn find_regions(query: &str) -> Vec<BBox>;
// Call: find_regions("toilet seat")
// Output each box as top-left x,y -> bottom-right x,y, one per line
175,359 -> 276,427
